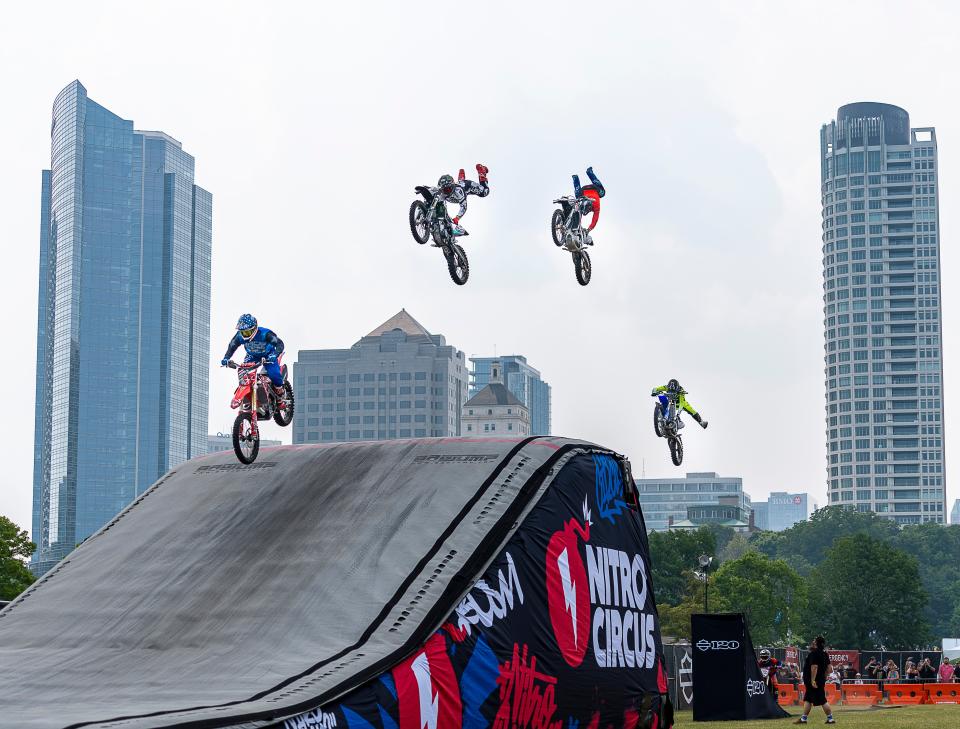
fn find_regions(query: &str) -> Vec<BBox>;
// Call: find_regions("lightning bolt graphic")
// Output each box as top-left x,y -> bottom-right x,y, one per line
411,651 -> 439,729
557,547 -> 578,648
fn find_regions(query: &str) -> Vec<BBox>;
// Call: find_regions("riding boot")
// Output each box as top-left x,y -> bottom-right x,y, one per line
274,384 -> 287,409
693,412 -> 709,429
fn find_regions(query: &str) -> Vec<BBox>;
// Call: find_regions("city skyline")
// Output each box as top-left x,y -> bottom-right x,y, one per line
31,81 -> 211,574
4,2 -> 960,538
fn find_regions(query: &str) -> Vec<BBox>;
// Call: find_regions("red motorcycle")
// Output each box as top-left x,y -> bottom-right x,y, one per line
226,357 -> 294,463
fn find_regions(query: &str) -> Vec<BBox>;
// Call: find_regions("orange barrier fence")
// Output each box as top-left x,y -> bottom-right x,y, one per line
924,683 -> 960,704
776,686 -> 799,706
886,684 -> 927,704
842,683 -> 883,705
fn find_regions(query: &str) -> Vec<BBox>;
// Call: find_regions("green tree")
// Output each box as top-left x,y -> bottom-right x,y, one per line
753,506 -> 899,570
0,516 -> 36,600
657,574 -> 707,641
648,527 -> 716,605
710,551 -> 807,646
719,532 -> 753,563
808,533 -> 929,649
890,523 -> 960,640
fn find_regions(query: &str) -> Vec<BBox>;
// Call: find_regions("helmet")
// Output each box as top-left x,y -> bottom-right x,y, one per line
760,649 -> 771,660
236,313 -> 258,341
438,174 -> 455,196
667,378 -> 682,393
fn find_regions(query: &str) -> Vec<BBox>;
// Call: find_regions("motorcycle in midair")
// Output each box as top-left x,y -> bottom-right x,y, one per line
225,356 -> 294,464
652,393 -> 686,466
551,194 -> 597,286
408,186 -> 470,285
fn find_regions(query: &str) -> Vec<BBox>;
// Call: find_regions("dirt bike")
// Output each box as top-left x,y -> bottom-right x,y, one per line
551,195 -> 594,286
653,395 -> 685,466
226,356 -> 294,464
409,186 -> 470,285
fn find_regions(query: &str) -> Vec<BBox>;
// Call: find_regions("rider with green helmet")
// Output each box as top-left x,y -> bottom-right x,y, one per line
651,378 -> 709,429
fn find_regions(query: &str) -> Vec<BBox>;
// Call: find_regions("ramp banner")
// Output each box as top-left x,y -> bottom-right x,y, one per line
280,453 -> 672,729
691,613 -> 788,722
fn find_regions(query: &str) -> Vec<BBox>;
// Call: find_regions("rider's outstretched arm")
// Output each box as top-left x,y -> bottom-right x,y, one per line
263,329 -> 284,357
222,333 -> 242,363
651,385 -> 667,396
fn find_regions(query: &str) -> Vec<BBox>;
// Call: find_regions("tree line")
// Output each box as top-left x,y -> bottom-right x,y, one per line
649,506 -> 960,650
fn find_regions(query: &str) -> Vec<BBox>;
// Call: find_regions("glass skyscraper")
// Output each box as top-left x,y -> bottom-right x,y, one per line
820,102 -> 945,525
469,355 -> 551,435
32,81 -> 212,575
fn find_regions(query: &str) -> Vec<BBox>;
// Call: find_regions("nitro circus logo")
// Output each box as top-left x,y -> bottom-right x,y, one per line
284,709 -> 336,729
545,499 -> 658,669
746,678 -> 766,697
494,643 -> 562,729
394,633 -> 461,729
444,552 -> 523,642
696,640 -> 740,651
545,499 -> 593,667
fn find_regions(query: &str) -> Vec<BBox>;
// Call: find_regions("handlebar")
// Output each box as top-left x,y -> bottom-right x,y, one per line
224,359 -> 267,370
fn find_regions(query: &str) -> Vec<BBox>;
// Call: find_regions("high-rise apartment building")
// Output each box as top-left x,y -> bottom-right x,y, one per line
469,355 -> 551,435
951,499 -> 960,525
293,310 -> 468,443
820,103 -> 945,525
32,81 -> 212,575
634,472 -> 750,532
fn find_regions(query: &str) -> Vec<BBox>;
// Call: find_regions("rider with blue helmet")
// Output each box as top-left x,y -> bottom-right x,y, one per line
221,314 -> 287,402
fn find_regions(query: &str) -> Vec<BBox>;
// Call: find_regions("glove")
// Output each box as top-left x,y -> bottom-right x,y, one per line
651,389 -> 658,396
452,216 -> 460,224
221,358 -> 230,367
476,163 -> 489,184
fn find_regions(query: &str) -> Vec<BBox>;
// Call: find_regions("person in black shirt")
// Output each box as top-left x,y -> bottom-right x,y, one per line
918,658 -> 936,681
797,635 -> 836,725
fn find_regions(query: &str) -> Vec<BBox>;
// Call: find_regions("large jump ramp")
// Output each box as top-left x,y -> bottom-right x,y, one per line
0,437 -> 672,729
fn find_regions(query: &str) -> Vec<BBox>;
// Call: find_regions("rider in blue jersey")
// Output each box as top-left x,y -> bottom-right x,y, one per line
221,314 -> 287,402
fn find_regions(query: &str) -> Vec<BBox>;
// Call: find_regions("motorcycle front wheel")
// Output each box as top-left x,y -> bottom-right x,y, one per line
273,381 -> 295,427
233,412 -> 260,464
669,436 -> 684,467
446,243 -> 469,286
573,249 -> 592,286
551,209 -> 565,247
409,200 -> 430,244
653,403 -> 665,438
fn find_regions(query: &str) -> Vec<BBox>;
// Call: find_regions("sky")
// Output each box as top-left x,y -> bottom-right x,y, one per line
2,0 -> 959,535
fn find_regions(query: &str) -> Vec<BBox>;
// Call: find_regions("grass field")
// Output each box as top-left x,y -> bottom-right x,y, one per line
672,704 -> 960,728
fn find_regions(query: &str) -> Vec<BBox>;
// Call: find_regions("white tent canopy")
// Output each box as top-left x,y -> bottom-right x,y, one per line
943,638 -> 960,660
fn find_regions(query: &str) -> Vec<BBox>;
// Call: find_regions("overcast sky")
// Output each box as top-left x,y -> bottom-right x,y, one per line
2,1 -> 959,534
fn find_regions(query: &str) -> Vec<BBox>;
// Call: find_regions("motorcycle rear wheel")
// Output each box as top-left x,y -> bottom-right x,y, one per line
573,249 -> 592,286
551,209 -> 565,247
669,436 -> 684,467
446,244 -> 469,285
273,381 -> 295,426
409,200 -> 429,244
653,403 -> 665,438
233,412 -> 260,464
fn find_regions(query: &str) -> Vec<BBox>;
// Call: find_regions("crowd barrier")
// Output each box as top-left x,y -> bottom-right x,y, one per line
773,680 -> 960,706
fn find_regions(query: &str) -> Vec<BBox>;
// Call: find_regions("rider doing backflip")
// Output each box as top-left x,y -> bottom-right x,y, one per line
434,163 -> 490,240
221,314 -> 287,408
651,379 -> 709,429
565,166 -> 605,245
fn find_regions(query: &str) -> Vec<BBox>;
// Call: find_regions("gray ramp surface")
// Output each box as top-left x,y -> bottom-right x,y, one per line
0,436 -> 603,729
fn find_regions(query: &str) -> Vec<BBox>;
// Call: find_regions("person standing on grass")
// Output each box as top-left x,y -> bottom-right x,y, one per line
796,635 -> 836,725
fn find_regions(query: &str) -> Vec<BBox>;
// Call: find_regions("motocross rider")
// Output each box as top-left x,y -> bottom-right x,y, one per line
651,379 -> 708,429
564,166 -> 605,243
758,649 -> 780,693
221,314 -> 287,406
433,163 -> 490,239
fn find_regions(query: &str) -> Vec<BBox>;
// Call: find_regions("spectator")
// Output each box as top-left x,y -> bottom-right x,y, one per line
904,660 -> 919,683
938,658 -> 955,683
864,657 -> 880,680
886,660 -> 900,681
827,666 -> 842,687
842,663 -> 857,681
918,657 -> 936,682
853,673 -> 863,684
796,636 -> 835,725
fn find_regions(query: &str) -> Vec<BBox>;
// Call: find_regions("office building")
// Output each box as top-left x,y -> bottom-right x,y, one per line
634,472 -> 750,532
752,492 -> 810,532
821,103 -> 946,524
470,355 -> 551,435
293,310 -> 468,443
32,81 -> 212,575
462,360 -> 530,437
207,433 -> 281,455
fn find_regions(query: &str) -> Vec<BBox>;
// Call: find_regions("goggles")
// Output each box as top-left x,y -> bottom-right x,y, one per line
240,326 -> 256,339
